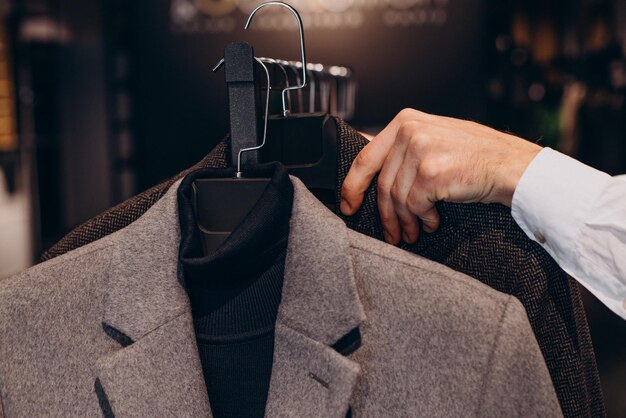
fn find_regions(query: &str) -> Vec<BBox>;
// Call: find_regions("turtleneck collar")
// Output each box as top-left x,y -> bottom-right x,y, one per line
177,162 -> 293,338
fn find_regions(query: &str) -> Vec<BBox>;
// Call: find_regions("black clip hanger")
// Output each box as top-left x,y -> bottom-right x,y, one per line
213,42 -> 261,167
245,2 -> 338,207
193,57 -> 272,256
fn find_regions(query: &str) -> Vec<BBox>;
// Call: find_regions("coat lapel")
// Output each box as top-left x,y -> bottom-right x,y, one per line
265,324 -> 361,418
95,312 -> 212,417
265,178 -> 367,418
95,179 -> 212,417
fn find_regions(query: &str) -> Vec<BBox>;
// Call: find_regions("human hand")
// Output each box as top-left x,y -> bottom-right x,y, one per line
340,108 -> 542,245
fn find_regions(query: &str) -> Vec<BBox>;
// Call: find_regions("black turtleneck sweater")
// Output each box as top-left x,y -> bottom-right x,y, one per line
177,163 -> 293,418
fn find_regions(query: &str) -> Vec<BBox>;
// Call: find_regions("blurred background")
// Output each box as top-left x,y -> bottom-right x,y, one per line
0,0 -> 624,415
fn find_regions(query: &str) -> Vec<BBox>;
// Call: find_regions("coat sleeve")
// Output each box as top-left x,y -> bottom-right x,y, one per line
476,296 -> 563,417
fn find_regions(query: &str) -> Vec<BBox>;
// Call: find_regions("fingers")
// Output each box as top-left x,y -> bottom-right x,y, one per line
377,122 -> 416,243
341,108 -> 456,243
340,140 -> 386,216
341,109 -> 431,215
407,182 -> 441,233
342,107 -> 527,245
390,151 -> 421,243
340,116 -> 403,215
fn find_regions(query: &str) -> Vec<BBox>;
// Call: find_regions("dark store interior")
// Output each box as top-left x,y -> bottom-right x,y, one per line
0,0 -> 624,416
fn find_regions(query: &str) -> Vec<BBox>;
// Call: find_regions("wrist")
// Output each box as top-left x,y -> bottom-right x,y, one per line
494,140 -> 542,207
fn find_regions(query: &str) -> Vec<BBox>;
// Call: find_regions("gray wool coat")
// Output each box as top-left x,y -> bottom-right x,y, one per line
0,177 -> 562,417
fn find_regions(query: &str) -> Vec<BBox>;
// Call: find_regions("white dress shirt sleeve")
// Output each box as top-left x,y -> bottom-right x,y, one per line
511,147 -> 626,320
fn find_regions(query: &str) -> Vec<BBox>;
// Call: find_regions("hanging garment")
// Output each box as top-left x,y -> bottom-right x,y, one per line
39,118 -> 604,418
0,167 -> 561,417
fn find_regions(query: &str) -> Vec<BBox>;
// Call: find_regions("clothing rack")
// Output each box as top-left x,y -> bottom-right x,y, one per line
258,58 -> 356,121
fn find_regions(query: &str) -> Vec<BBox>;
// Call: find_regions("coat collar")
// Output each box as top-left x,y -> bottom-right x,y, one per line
96,174 -> 365,417
278,177 -> 366,344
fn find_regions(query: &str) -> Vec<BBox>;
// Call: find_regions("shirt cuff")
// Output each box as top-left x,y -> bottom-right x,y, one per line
511,148 -> 611,261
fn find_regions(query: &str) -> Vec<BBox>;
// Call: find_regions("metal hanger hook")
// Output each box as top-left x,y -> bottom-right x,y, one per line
245,1 -> 307,117
259,57 -> 292,112
236,57 -> 272,177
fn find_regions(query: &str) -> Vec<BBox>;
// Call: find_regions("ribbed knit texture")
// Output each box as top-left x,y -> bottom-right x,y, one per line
189,261 -> 285,339
195,333 -> 276,418
177,163 -> 293,418
41,119 -> 605,418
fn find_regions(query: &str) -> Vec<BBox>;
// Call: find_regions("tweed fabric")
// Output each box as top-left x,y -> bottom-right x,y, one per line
40,118 -> 603,417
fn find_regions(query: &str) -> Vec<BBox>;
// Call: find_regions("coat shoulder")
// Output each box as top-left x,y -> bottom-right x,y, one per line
346,229 -> 529,334
0,239 -> 113,309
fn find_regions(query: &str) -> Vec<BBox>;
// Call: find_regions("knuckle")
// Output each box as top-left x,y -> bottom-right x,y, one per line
390,184 -> 403,203
425,211 -> 440,224
398,120 -> 421,142
398,108 -> 417,120
409,132 -> 429,154
406,194 -> 423,214
434,186 -> 450,202
354,147 -> 373,168
418,160 -> 440,181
